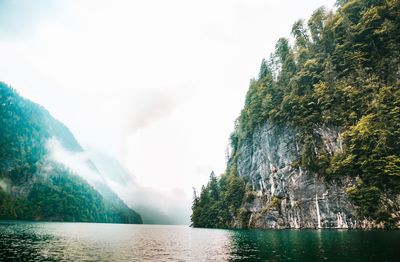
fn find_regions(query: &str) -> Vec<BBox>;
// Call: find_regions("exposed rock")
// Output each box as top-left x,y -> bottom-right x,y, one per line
234,122 -> 400,229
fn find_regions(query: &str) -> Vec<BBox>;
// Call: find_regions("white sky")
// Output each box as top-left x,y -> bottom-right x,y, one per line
0,0 -> 335,222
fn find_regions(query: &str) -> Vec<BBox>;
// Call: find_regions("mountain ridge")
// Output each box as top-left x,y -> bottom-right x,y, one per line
0,82 -> 142,224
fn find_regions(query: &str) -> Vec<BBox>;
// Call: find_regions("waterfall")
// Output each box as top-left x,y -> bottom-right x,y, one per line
294,216 -> 300,229
270,174 -> 275,195
337,212 -> 349,229
315,194 -> 322,229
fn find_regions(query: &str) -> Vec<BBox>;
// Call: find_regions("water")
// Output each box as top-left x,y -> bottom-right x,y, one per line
1,221 -> 399,261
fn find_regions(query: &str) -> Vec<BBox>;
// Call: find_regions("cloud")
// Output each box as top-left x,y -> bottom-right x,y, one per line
124,88 -> 190,133
2,0 -> 337,226
105,178 -> 192,225
129,94 -> 175,131
0,0 -> 64,40
46,138 -> 104,187
46,137 -> 191,224
87,146 -> 192,224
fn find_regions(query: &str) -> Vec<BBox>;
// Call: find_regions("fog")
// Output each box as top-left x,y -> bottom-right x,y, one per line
47,138 -> 190,224
0,0 -> 335,224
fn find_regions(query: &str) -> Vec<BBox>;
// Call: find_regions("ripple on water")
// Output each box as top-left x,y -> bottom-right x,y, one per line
1,222 -> 400,261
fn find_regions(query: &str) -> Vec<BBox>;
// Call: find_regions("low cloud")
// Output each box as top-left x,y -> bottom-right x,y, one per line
46,138 -> 105,187
46,137 -> 191,224
105,178 -> 191,225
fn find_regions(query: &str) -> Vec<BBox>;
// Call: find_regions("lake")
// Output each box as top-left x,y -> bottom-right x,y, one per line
0,221 -> 399,261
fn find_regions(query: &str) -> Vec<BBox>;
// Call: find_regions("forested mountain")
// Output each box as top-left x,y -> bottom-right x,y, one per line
192,0 -> 400,229
0,82 -> 142,223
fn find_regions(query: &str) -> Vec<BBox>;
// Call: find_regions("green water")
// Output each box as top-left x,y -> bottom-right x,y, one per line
0,221 -> 399,261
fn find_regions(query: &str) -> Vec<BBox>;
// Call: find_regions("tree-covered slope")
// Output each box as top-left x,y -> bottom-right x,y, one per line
0,82 -> 142,223
192,0 -> 400,228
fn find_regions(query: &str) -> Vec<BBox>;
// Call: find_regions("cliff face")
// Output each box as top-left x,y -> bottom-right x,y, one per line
234,122 -> 400,229
191,0 -> 400,229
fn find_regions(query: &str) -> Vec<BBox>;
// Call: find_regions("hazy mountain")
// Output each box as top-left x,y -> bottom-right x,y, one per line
0,82 -> 142,223
88,150 -> 189,225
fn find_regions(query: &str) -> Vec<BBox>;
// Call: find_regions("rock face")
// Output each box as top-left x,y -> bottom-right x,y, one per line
234,122 -> 399,229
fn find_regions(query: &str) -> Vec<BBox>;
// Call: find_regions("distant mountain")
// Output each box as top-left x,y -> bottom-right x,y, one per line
132,205 -> 175,225
89,150 -> 186,225
88,151 -> 132,185
0,82 -> 142,223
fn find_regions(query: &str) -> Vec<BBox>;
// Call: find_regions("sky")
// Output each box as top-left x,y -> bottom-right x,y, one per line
0,0 -> 336,223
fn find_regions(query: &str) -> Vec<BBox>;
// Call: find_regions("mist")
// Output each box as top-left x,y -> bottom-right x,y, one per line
47,138 -> 191,225
0,0 -> 336,226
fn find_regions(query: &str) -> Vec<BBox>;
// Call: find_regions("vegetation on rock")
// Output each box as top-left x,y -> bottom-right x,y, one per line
192,0 -> 400,228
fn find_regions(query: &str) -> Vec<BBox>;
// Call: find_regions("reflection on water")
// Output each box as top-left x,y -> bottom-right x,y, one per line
229,229 -> 400,261
0,222 -> 232,261
1,221 -> 400,261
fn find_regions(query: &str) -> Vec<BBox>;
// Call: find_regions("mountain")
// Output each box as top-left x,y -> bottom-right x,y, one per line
89,150 -> 188,225
0,82 -> 142,223
133,205 -> 175,225
88,151 -> 132,185
192,0 -> 400,229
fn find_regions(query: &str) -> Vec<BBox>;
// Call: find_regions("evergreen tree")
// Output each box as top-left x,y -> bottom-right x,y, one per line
192,0 -> 400,228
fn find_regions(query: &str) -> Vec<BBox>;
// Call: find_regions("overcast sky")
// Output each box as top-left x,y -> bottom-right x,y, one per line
0,0 -> 335,222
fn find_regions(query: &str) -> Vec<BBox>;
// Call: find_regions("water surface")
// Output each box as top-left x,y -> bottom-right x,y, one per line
1,221 -> 399,261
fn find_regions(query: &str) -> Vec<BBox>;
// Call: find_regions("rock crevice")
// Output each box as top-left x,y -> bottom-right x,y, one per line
235,122 -> 398,229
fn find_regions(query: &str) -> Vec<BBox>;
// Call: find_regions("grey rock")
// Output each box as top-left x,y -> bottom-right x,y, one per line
233,122 -> 400,229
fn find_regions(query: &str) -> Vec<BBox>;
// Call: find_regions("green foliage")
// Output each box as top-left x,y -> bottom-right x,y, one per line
0,170 -> 140,223
244,190 -> 256,204
192,0 -> 400,227
0,83 -> 142,224
261,196 -> 282,214
191,172 -> 248,228
346,180 -> 393,225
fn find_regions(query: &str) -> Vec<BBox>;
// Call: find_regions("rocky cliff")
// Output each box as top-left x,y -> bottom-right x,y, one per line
234,122 -> 400,229
191,0 -> 400,229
